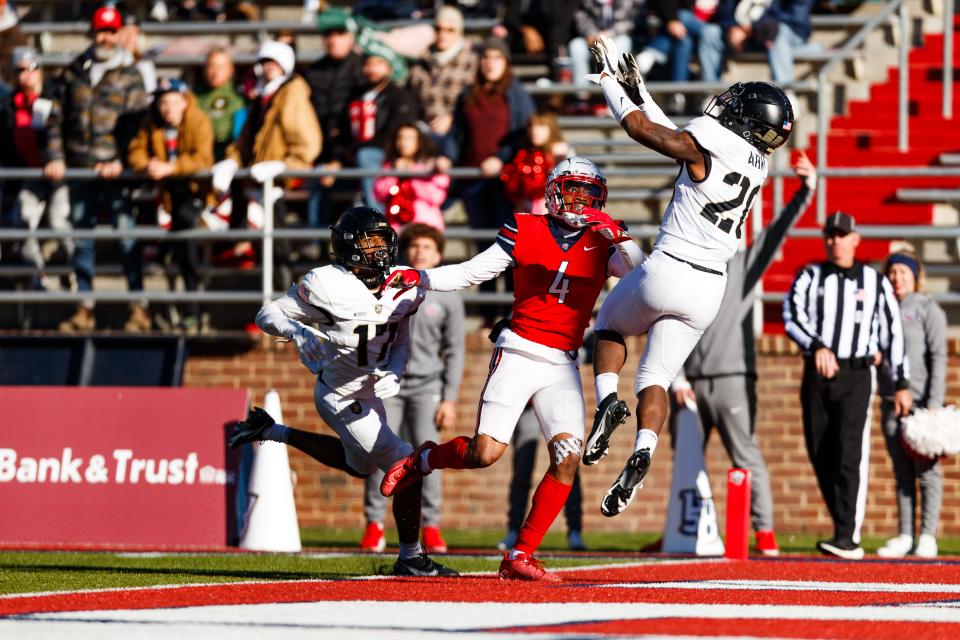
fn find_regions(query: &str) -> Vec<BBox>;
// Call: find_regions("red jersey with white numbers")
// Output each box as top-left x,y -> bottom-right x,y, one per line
497,212 -> 613,351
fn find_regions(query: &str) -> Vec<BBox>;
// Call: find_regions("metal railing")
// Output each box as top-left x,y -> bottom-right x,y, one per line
1,164 -> 958,309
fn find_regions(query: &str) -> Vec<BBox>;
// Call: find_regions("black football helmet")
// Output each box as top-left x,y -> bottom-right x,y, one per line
705,82 -> 794,154
331,206 -> 398,288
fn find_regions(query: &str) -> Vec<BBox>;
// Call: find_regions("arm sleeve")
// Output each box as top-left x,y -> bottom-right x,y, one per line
383,313 -> 412,376
924,301 -> 948,408
640,93 -> 680,130
782,266 -> 825,352
173,111 -> 214,175
743,184 -> 813,291
280,92 -> 322,168
126,124 -> 151,172
440,295 -> 466,402
254,278 -> 356,346
606,238 -> 644,277
420,242 -> 514,291
877,276 -> 909,389
44,94 -> 65,163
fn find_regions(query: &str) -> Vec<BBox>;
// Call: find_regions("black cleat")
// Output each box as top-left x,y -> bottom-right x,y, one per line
228,407 -> 275,449
600,448 -> 651,517
583,393 -> 630,466
392,553 -> 460,577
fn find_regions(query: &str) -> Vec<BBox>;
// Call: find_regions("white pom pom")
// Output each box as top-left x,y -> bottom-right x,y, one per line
900,406 -> 960,460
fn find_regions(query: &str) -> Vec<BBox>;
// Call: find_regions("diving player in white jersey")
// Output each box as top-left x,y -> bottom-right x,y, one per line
581,37 -> 795,517
229,206 -> 458,578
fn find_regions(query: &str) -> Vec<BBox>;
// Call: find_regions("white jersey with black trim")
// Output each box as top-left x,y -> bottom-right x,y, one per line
655,116 -> 770,273
259,264 -> 425,399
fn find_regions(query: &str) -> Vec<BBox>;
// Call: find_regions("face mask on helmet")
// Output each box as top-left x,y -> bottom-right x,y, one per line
334,228 -> 398,288
545,175 -> 607,228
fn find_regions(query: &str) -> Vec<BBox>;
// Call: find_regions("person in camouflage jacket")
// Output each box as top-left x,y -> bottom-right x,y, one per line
43,6 -> 151,332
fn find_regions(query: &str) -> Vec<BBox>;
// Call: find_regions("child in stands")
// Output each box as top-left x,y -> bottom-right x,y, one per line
373,123 -> 450,231
501,112 -> 570,214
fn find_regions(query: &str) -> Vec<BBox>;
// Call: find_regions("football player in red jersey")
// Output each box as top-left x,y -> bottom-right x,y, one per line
378,157 -> 643,581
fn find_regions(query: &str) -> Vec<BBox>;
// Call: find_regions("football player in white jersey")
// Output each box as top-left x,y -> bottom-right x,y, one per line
229,206 -> 458,577
581,37 -> 795,517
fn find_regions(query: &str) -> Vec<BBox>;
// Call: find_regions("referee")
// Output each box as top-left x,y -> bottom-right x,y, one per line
783,211 -> 912,559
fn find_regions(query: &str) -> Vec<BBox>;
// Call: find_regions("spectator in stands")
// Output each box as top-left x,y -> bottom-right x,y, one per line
568,0 -> 644,87
670,153 -> 818,558
212,40 -> 321,286
407,6 -> 478,150
119,14 -> 157,94
634,0 -> 721,112
499,403 -> 587,553
196,47 -> 247,162
373,123 -> 450,231
305,7 -> 365,231
501,0 -> 579,71
46,5 -> 150,332
0,0 -> 27,87
700,0 -> 817,87
128,78 -> 214,332
501,111 -> 570,215
876,248 -> 948,559
359,223 -> 465,555
0,46 -> 72,290
442,37 -> 534,234
332,40 -> 420,211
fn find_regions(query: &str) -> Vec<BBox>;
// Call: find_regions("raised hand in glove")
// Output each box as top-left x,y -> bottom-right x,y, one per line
617,52 -> 647,106
586,34 -> 622,85
582,207 -> 629,243
378,268 -> 421,300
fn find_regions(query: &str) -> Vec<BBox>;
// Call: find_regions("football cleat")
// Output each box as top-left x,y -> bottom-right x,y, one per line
392,553 -> 459,577
228,407 -> 274,449
583,393 -> 630,465
498,553 -> 562,582
600,448 -> 651,517
422,526 -> 448,554
359,521 -> 386,553
380,441 -> 436,497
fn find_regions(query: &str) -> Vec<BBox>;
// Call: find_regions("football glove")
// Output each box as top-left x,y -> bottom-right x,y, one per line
378,268 -> 421,300
586,35 -> 621,85
373,370 -> 401,398
582,207 -> 629,243
617,52 -> 647,106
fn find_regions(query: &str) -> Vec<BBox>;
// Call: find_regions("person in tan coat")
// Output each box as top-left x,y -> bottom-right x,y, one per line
210,40 -> 321,283
128,78 -> 214,331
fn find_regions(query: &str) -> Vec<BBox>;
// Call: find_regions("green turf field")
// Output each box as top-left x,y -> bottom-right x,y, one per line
1,529 -> 956,597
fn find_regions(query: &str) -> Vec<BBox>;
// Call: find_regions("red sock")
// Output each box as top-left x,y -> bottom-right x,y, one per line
427,436 -> 470,470
514,474 -> 572,555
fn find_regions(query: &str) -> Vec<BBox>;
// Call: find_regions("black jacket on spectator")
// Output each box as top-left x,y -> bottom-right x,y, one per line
651,0 -> 700,24
717,0 -> 815,40
305,50 -> 366,163
334,81 -> 421,163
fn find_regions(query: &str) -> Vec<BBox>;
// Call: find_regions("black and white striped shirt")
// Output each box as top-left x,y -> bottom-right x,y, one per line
783,261 -> 909,388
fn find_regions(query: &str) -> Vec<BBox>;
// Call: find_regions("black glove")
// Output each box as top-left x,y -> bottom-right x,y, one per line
245,406 -> 275,430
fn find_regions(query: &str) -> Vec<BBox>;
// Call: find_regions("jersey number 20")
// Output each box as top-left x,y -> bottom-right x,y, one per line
699,171 -> 760,239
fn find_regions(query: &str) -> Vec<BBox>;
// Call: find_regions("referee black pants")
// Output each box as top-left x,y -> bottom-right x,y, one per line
800,361 -> 875,546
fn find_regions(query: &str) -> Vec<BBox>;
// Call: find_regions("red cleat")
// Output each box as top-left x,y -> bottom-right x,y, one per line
422,525 -> 448,554
755,530 -> 780,557
380,441 -> 436,497
359,521 -> 385,553
498,553 -> 562,582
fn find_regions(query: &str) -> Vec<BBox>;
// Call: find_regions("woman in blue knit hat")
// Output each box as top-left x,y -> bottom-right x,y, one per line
876,246 -> 948,559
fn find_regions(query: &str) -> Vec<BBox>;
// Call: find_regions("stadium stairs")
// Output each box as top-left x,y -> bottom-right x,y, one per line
757,4 -> 960,329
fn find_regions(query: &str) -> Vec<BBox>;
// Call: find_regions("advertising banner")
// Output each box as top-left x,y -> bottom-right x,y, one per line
0,387 -> 248,547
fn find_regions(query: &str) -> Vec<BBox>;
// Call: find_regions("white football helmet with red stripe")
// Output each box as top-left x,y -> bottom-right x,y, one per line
545,156 -> 608,228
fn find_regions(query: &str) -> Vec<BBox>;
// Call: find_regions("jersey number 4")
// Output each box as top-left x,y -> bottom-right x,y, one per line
699,171 -> 760,239
549,261 -> 570,304
354,322 -> 399,367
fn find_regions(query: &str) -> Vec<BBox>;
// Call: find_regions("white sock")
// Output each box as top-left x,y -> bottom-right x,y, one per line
508,549 -> 527,560
419,449 -> 432,473
399,541 -> 423,559
595,373 -> 620,401
635,429 -> 659,454
263,423 -> 291,444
